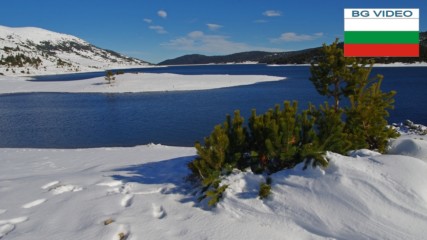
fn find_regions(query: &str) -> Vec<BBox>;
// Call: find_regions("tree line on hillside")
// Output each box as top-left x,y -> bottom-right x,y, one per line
158,51 -> 278,65
0,52 -> 42,68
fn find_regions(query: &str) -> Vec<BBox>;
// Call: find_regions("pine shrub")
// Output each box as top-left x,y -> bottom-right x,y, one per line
188,40 -> 399,206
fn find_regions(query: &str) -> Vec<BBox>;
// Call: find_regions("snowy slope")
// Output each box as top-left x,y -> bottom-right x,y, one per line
1,128 -> 427,239
0,25 -> 149,76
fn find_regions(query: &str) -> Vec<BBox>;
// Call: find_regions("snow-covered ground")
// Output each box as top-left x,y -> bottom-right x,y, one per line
1,126 -> 427,239
0,73 -> 284,94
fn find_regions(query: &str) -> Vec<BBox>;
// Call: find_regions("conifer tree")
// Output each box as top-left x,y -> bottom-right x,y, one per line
310,39 -> 372,112
310,40 -> 399,153
345,75 -> 399,152
309,103 -> 351,154
189,124 -> 229,186
225,110 -> 248,168
105,70 -> 116,85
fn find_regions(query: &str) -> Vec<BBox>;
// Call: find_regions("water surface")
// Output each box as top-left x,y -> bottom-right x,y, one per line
1,65 -> 426,148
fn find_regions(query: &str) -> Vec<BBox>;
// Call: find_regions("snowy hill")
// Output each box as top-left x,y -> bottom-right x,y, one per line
0,25 -> 149,76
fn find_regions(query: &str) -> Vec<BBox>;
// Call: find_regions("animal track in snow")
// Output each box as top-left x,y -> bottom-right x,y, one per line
22,199 -> 46,209
152,204 -> 166,219
121,194 -> 134,208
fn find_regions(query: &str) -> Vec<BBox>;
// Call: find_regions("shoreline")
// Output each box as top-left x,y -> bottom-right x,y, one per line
1,62 -> 427,78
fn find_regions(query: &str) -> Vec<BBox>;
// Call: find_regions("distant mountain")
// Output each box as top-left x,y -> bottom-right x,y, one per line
0,25 -> 150,76
259,47 -> 323,64
158,51 -> 280,65
160,32 -> 427,65
158,48 -> 326,65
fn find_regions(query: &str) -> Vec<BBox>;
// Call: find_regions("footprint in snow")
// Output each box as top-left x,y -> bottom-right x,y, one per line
41,181 -> 60,190
97,181 -> 123,188
121,194 -> 134,208
42,181 -> 82,195
51,185 -> 83,195
0,224 -> 15,239
22,199 -> 47,209
0,216 -> 29,225
52,185 -> 83,195
119,183 -> 132,195
152,204 -> 166,219
133,187 -> 164,195
0,216 -> 29,238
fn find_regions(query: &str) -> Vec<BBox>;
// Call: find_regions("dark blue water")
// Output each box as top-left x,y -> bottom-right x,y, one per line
1,64 -> 426,148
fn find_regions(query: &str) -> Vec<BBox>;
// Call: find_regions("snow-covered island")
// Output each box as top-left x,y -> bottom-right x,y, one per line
1,123 -> 427,239
0,73 -> 285,94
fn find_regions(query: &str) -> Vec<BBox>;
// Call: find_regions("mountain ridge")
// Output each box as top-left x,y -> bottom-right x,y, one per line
158,51 -> 281,65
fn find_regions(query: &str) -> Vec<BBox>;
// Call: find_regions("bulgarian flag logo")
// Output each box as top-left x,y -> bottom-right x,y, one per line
344,9 -> 419,57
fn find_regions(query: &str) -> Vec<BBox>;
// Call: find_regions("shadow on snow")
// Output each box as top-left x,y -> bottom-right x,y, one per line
110,155 -> 198,203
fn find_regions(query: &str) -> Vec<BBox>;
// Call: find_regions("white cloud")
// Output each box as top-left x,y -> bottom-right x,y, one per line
162,31 -> 282,54
207,23 -> 223,31
143,18 -> 152,23
272,32 -> 323,42
158,10 -> 167,18
263,10 -> 281,17
149,25 -> 167,34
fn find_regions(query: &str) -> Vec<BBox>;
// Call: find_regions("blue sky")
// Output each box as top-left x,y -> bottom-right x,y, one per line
0,0 -> 425,63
